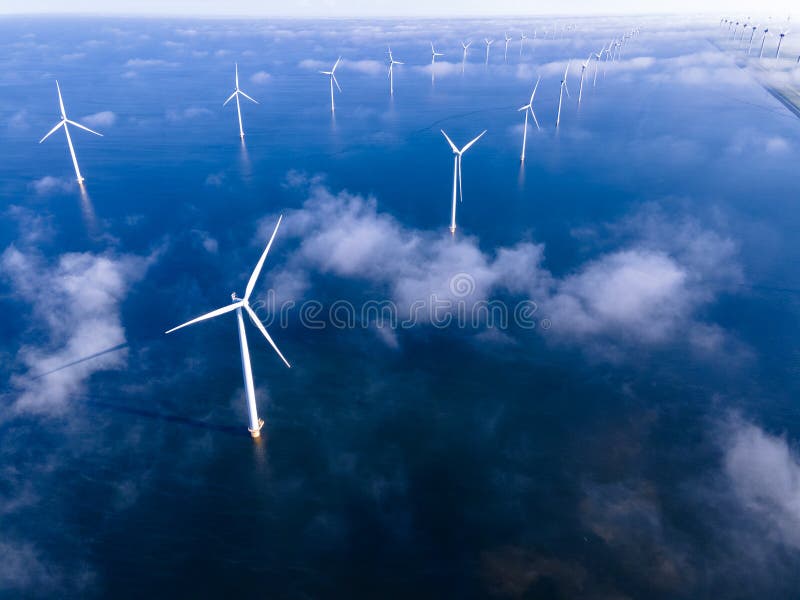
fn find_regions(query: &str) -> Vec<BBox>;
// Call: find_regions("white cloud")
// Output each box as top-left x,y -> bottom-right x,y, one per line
1,246 -> 152,415
80,111 -> 116,128
124,58 -> 178,68
724,418 -> 800,549
250,70 -> 271,84
31,176 -> 74,195
165,107 -> 212,122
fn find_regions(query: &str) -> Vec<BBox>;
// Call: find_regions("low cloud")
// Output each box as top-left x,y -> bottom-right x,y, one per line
250,70 -> 271,84
30,176 -> 74,196
80,111 -> 116,128
1,246 -> 152,415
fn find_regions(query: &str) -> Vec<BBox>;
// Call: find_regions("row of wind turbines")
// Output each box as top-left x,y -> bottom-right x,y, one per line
37,26 -> 638,437
720,17 -> 796,62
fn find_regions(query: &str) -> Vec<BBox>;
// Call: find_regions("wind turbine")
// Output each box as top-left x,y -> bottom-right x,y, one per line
430,42 -> 444,83
223,63 -> 258,140
484,38 -> 494,64
440,129 -> 486,235
776,29 -> 789,59
39,81 -> 103,184
504,32 -> 512,61
319,57 -> 341,112
578,54 -> 591,104
387,46 -> 404,96
461,40 -> 472,73
165,216 -> 290,439
519,32 -> 527,57
747,24 -> 759,55
593,46 -> 605,86
556,61 -> 571,128
518,76 -> 541,162
759,27 -> 770,58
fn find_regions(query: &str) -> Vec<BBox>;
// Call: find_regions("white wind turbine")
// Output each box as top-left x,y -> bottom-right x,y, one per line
430,42 -> 444,83
556,61 -> 571,128
319,57 -> 342,112
759,27 -> 771,58
165,216 -> 290,439
747,24 -> 759,55
593,46 -> 605,86
484,38 -> 494,64
39,81 -> 103,184
387,46 -> 404,96
519,32 -> 527,57
223,63 -> 258,140
578,54 -> 591,104
461,40 -> 472,72
504,32 -> 512,61
776,29 -> 790,59
440,129 -> 486,234
518,76 -> 541,162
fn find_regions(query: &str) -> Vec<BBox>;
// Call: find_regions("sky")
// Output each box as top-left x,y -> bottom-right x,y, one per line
0,0 -> 795,17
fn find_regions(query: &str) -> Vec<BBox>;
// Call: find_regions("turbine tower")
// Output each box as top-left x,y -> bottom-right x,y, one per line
165,216 -> 290,439
319,57 -> 342,112
518,76 -> 541,162
504,32 -> 512,62
556,61 -> 571,128
440,129 -> 486,235
39,81 -> 103,184
387,46 -> 404,96
223,63 -> 259,139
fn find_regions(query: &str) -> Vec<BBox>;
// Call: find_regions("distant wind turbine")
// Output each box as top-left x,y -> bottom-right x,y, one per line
319,57 -> 341,112
556,61 -> 571,128
484,38 -> 494,64
776,29 -> 789,59
593,46 -> 605,86
461,40 -> 472,73
39,80 -> 103,184
759,27 -> 770,58
387,46 -> 404,96
165,216 -> 290,439
747,24 -> 759,55
518,76 -> 541,162
440,129 -> 486,234
504,32 -> 512,61
430,42 -> 444,83
519,32 -> 527,57
223,63 -> 258,140
578,54 -> 591,104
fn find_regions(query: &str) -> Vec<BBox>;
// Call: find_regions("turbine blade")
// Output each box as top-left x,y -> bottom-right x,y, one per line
223,90 -> 237,106
441,130 -> 458,153
458,155 -> 463,203
245,304 -> 291,368
332,56 -> 341,72
245,214 -> 283,302
332,74 -> 342,92
530,107 -> 540,130
39,120 -> 64,143
530,75 -> 541,102
165,302 -> 242,334
461,130 -> 486,153
56,80 -> 66,119
239,90 -> 259,104
518,104 -> 530,111
66,119 -> 102,136
235,62 -> 239,88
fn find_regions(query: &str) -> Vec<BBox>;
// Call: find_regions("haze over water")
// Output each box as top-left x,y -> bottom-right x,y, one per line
2,15 -> 800,598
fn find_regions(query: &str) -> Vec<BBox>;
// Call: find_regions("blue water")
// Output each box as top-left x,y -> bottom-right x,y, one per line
2,15 -> 800,599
